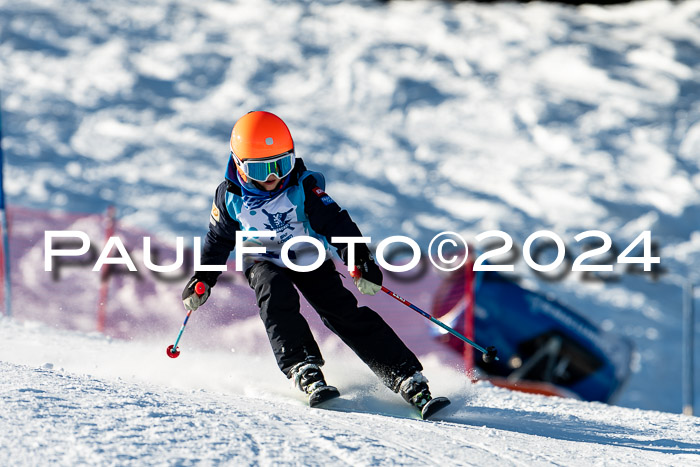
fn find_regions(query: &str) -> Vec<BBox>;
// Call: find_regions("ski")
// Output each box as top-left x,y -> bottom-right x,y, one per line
310,393 -> 450,421
420,396 -> 451,420
309,385 -> 340,407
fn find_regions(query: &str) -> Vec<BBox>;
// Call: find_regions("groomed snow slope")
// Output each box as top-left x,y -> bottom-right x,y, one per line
1,318 -> 698,466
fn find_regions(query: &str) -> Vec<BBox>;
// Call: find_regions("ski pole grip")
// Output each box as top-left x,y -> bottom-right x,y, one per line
350,267 -> 360,279
195,281 -> 207,296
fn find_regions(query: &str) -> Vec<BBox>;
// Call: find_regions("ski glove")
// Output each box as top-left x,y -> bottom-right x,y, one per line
181,276 -> 212,311
352,248 -> 383,296
354,275 -> 381,296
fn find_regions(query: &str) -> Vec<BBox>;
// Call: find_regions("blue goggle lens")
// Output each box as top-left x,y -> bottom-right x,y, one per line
231,151 -> 294,182
245,152 -> 294,181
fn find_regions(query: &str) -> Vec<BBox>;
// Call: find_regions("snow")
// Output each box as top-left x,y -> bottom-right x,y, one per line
1,0 -> 700,463
2,318 -> 699,466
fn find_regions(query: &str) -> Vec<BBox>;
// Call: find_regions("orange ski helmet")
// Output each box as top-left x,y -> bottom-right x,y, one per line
229,111 -> 295,183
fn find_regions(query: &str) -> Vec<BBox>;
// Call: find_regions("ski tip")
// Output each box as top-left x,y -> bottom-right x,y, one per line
421,396 -> 451,420
309,385 -> 340,408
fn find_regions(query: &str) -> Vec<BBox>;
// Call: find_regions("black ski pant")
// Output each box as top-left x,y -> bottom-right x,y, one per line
246,260 -> 422,391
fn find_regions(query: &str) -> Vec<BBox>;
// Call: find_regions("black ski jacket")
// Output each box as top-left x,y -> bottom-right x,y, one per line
198,159 -> 368,285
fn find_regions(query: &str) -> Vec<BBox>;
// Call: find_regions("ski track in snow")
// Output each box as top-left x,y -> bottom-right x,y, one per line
1,319 -> 699,466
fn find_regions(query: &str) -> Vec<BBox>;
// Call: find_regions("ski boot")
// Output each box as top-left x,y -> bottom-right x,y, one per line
289,361 -> 340,407
398,371 -> 451,420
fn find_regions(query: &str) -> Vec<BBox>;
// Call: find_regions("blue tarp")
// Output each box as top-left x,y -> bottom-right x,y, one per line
432,271 -> 634,403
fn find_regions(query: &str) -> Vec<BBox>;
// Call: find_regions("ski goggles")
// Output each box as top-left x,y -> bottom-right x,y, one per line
231,150 -> 296,182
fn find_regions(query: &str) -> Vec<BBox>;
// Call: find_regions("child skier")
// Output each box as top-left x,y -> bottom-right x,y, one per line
181,111 -> 449,417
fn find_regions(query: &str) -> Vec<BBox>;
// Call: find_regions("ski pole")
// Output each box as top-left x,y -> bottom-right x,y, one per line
352,270 -> 498,362
166,281 -> 206,359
